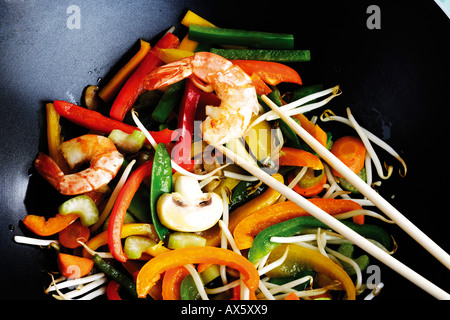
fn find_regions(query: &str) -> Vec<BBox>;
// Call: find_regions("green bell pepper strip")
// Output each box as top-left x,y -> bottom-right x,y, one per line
189,24 -> 294,49
150,143 -> 172,242
210,48 -> 310,62
151,80 -> 185,123
248,216 -> 392,263
92,254 -> 140,300
228,180 -> 268,212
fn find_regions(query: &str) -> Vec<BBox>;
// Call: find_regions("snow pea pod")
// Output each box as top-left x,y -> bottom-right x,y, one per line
150,143 -> 172,242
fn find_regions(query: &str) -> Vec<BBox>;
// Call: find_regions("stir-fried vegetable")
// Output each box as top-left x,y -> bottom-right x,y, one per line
16,8 -> 410,301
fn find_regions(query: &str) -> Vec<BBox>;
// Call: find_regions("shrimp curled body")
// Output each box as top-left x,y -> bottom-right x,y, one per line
144,52 -> 259,145
35,134 -> 124,195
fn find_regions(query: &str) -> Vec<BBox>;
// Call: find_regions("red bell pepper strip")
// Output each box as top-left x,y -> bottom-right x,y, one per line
172,78 -> 201,166
106,280 -> 122,300
52,100 -> 174,145
108,160 -> 154,262
109,32 -> 180,121
231,60 -> 302,86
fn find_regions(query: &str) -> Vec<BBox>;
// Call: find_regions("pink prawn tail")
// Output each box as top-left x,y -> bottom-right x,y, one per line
143,56 -> 194,90
34,153 -> 64,192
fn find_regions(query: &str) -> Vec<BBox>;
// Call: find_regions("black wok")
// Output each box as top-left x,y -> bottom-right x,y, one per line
1,0 -> 449,301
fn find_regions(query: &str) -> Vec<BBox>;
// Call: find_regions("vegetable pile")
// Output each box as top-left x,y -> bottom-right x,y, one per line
15,10 -> 406,301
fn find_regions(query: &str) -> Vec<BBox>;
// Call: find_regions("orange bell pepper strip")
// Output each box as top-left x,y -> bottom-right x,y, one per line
199,173 -> 284,247
278,147 -> 324,170
98,39 -> 151,102
292,113 -> 327,148
136,246 -> 260,299
162,266 -> 191,300
231,60 -> 302,86
233,198 -> 364,250
23,213 -> 78,237
250,73 -> 273,96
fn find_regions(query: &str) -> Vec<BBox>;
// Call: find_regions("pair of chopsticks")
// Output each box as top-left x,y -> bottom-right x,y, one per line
214,95 -> 450,299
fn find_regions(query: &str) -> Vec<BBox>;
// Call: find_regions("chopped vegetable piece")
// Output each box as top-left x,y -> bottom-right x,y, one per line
189,25 -> 294,49
150,143 -> 172,241
228,179 -> 268,212
92,254 -> 140,299
167,232 -> 207,249
162,266 -> 190,300
330,136 -> 366,178
266,244 -> 356,300
231,60 -> 302,86
210,48 -> 311,62
151,80 -> 185,123
83,223 -> 159,258
52,100 -> 174,145
123,235 -> 158,259
106,280 -> 122,300
293,113 -> 327,148
110,32 -> 180,121
45,102 -> 69,173
279,147 -> 324,170
288,168 -> 327,197
108,129 -> 146,154
248,216 -> 392,264
179,10 -> 217,52
153,48 -> 194,64
234,199 -> 365,250
337,243 -> 370,276
58,195 -> 99,227
98,39 -> 151,102
199,173 -> 283,247
57,253 -> 94,279
58,220 -> 90,249
23,213 -> 78,237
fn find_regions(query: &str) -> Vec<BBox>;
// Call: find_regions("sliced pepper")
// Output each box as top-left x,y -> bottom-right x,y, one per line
248,216 -> 392,264
279,147 -> 324,170
210,48 -> 311,62
150,143 -> 172,241
45,102 -> 69,173
292,113 -> 328,148
52,100 -> 174,145
108,160 -> 154,262
98,39 -> 151,103
23,213 -> 78,237
233,199 -> 365,250
162,266 -> 190,300
83,223 -> 158,258
189,25 -> 294,49
199,173 -> 284,247
231,60 -> 302,86
110,32 -> 180,121
266,244 -> 356,300
136,246 -> 260,299
179,10 -> 216,52
287,168 -> 327,197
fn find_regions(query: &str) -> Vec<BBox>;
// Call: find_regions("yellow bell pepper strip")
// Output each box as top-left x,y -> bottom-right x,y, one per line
136,246 -> 260,299
82,223 -> 158,258
152,48 -> 194,64
267,244 -> 356,300
179,10 -> 216,52
278,147 -> 324,170
98,39 -> 151,102
23,213 -> 79,237
233,198 -> 364,250
198,173 -> 284,247
293,113 -> 328,148
46,102 -> 70,173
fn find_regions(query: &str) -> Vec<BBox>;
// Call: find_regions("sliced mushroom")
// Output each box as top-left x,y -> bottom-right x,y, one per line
156,175 -> 223,232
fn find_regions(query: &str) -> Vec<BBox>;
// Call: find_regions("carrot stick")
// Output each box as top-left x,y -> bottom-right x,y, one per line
292,113 -> 327,148
330,136 -> 365,178
58,220 -> 90,249
57,253 -> 94,279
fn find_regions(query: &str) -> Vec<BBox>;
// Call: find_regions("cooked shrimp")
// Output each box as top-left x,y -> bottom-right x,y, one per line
35,134 -> 124,195
144,52 -> 259,145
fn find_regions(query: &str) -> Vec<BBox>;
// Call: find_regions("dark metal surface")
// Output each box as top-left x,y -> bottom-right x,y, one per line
1,0 -> 449,300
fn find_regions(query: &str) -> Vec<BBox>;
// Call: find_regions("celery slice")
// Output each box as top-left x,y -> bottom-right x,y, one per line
58,195 -> 99,227
167,232 -> 206,250
108,129 -> 145,154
